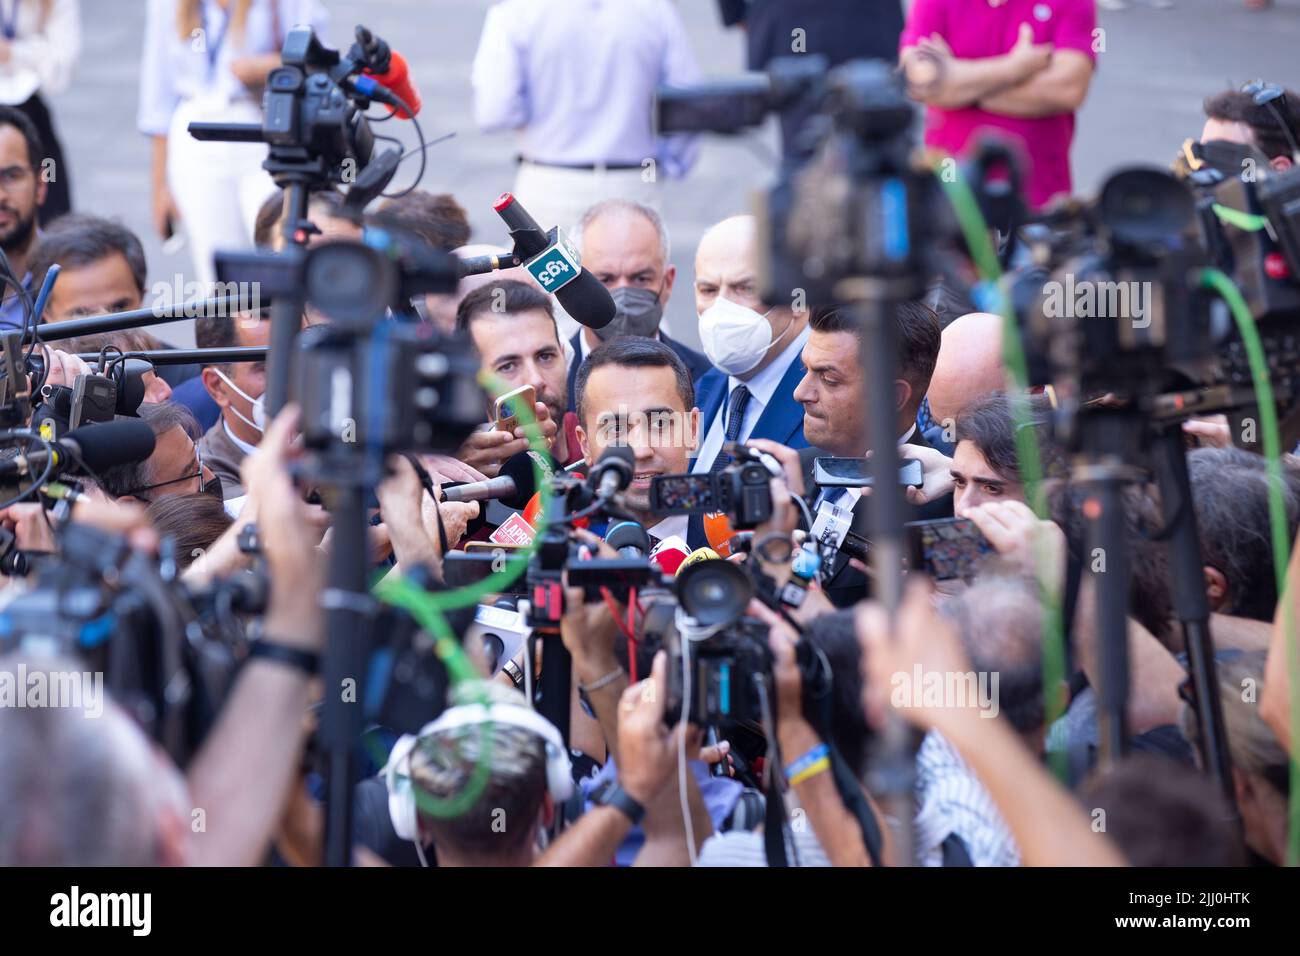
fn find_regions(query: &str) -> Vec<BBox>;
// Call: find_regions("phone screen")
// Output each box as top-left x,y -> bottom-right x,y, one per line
906,517 -> 994,581
815,457 -> 924,487
650,474 -> 717,514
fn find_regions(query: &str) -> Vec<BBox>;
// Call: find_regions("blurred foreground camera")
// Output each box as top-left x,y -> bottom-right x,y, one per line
649,443 -> 774,530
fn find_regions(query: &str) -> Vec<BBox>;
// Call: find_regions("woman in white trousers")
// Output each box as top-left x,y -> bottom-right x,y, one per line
138,0 -> 329,288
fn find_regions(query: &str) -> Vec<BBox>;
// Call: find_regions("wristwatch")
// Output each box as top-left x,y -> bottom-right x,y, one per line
593,781 -> 646,826
502,658 -> 526,690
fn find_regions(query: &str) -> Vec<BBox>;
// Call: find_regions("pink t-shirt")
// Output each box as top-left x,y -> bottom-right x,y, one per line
900,0 -> 1097,209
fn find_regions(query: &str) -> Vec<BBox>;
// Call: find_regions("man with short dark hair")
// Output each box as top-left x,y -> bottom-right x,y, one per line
194,309 -> 271,500
455,279 -> 574,473
566,199 -> 710,407
573,336 -> 699,539
30,214 -> 147,322
1201,84 -> 1300,172
791,301 -> 945,606
377,189 -> 471,251
26,214 -> 179,403
949,391 -> 1055,515
97,402 -> 221,504
0,104 -> 48,330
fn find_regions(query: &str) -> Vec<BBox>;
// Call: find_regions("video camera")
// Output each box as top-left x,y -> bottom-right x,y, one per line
0,522 -> 265,766
649,442 -> 777,530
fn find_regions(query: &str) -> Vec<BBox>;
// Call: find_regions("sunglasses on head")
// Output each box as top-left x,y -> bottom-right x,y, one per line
1241,80 -> 1300,161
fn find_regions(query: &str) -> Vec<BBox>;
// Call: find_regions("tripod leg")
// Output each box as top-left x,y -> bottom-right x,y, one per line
1151,425 -> 1238,813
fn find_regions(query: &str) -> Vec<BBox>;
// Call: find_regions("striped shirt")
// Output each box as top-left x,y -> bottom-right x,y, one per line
914,731 -> 1021,867
696,825 -> 833,867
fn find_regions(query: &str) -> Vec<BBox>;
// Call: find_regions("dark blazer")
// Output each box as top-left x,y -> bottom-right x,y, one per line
685,353 -> 809,549
811,428 -> 955,608
565,330 -> 712,413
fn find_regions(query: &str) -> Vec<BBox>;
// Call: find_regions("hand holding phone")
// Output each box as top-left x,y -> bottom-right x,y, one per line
905,517 -> 994,582
813,456 -> 923,488
494,385 -> 536,434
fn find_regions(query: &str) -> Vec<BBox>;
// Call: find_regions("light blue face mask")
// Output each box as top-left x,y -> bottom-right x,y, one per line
213,367 -> 266,433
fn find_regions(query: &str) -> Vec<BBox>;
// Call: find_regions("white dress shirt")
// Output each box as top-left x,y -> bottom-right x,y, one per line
470,0 -> 700,177
0,0 -> 80,104
223,418 -> 259,457
914,730 -> 1021,867
692,325 -> 811,474
138,0 -> 329,137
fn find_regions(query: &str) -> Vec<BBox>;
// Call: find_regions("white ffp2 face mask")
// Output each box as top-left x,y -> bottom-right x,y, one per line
697,296 -> 784,376
214,368 -> 266,433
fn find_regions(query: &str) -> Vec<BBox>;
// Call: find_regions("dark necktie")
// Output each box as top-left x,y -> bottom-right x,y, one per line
710,383 -> 751,473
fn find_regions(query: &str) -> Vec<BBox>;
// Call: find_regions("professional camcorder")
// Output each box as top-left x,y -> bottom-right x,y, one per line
649,442 -> 776,530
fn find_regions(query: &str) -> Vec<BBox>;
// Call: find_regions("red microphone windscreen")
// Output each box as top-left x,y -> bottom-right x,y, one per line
649,535 -> 691,575
365,50 -> 421,119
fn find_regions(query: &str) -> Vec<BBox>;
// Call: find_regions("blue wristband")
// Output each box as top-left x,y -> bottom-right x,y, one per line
784,743 -> 829,781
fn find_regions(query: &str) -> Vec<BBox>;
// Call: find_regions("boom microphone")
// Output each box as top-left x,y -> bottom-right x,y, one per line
440,449 -> 556,510
589,446 -> 635,499
0,420 -> 156,484
492,193 -> 616,329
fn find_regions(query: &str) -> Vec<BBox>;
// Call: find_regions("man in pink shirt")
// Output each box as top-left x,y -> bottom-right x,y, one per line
900,0 -> 1098,209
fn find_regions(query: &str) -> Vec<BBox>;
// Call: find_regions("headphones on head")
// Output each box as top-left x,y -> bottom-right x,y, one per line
383,702 -> 574,844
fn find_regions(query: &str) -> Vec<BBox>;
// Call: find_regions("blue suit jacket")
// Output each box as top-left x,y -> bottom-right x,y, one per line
566,330 -> 712,412
686,354 -> 809,549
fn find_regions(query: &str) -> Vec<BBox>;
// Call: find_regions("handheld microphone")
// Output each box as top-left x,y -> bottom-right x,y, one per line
649,535 -> 693,575
677,547 -> 722,571
352,27 -> 422,119
0,420 -> 156,485
702,511 -> 737,556
589,446 -> 635,499
440,449 -> 556,510
363,50 -> 422,119
605,521 -> 650,559
492,193 -> 616,329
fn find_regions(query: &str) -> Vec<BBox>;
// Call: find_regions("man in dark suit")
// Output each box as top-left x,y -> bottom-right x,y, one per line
564,199 -> 711,412
686,215 -> 811,548
715,0 -> 903,158
792,301 -> 948,607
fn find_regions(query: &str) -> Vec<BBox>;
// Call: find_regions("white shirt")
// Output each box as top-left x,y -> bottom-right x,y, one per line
222,418 -> 259,457
914,730 -> 1020,867
647,514 -> 688,544
692,325 -> 811,474
0,0 -> 79,104
470,0 -> 700,177
138,0 -> 330,136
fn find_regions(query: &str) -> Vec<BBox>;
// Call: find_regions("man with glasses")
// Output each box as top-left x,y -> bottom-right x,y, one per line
1200,81 -> 1300,173
97,402 -> 222,504
0,105 -> 49,331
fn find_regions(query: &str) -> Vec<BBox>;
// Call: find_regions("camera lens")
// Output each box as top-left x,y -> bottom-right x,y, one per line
676,559 -> 754,627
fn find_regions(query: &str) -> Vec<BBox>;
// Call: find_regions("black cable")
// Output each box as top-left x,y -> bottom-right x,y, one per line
0,428 -> 57,511
379,93 -> 428,200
